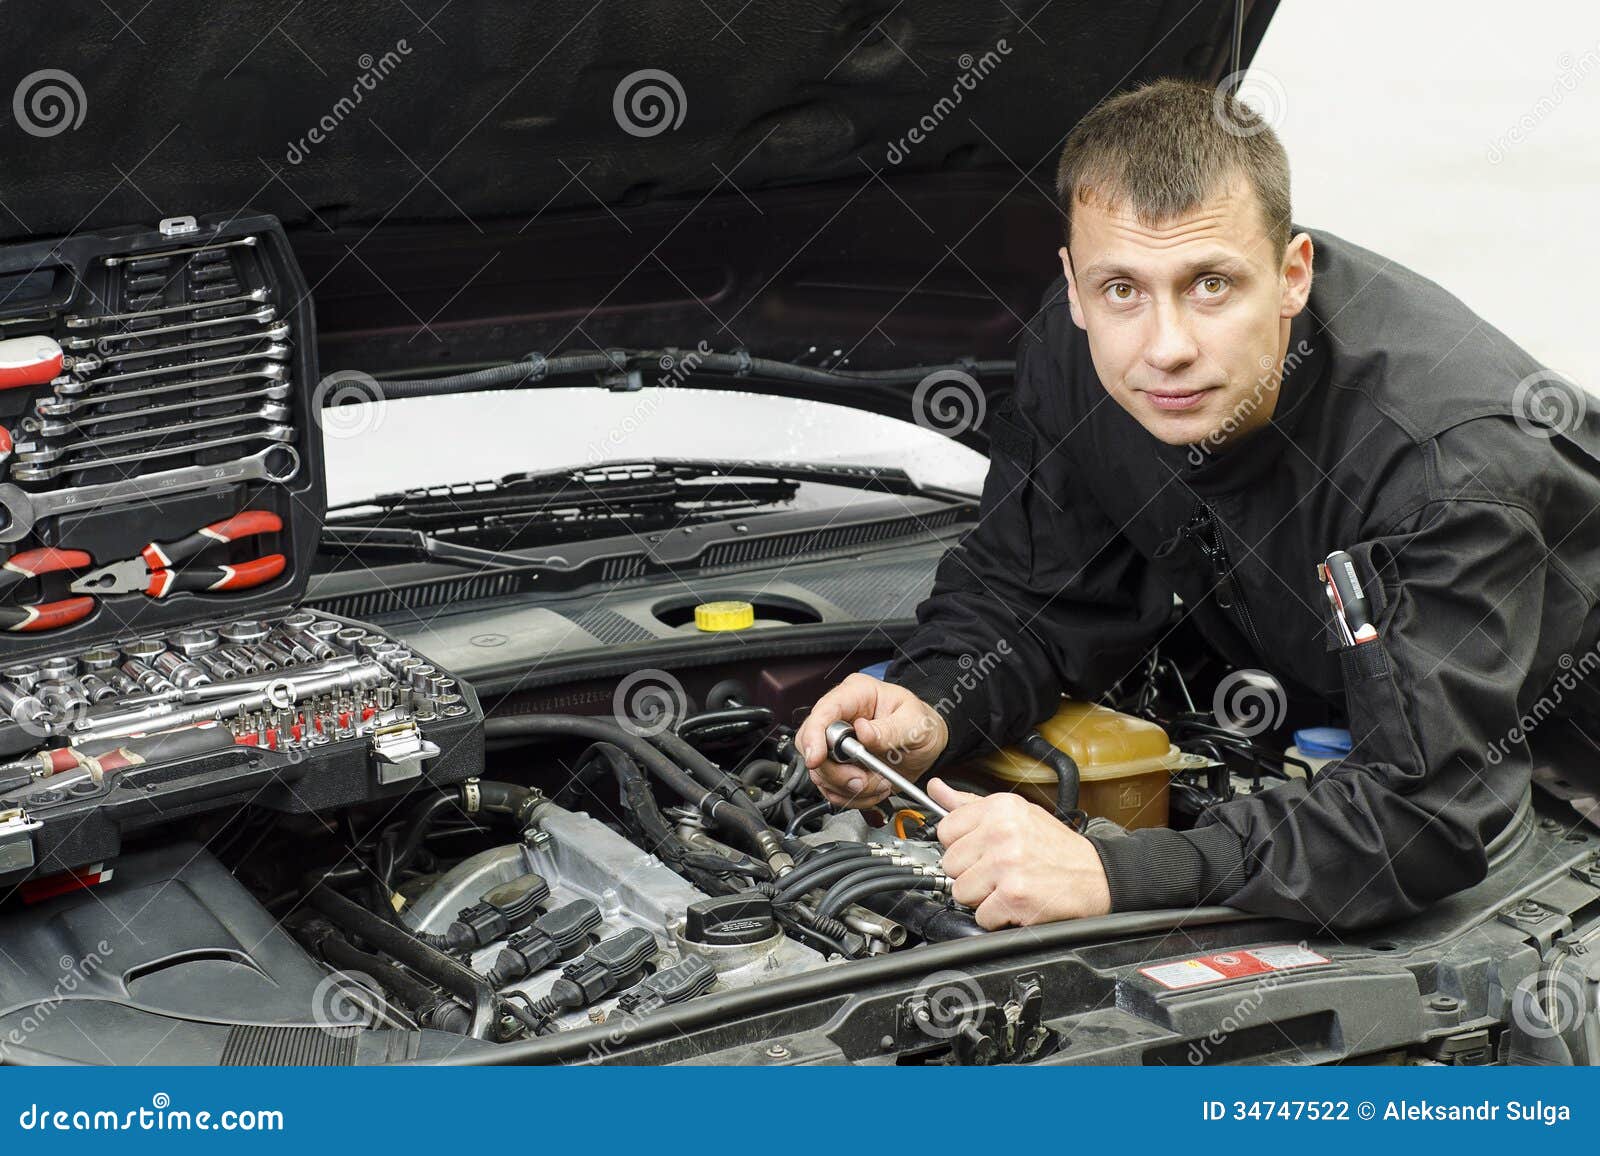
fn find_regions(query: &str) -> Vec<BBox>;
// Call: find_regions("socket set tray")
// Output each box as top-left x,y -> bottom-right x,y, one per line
0,214 -> 484,881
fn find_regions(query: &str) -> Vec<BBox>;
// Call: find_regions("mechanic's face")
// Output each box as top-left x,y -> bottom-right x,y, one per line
1059,176 -> 1313,448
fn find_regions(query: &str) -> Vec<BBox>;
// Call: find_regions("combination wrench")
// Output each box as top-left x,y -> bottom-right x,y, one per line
0,442 -> 300,542
14,402 -> 292,464
10,424 -> 295,482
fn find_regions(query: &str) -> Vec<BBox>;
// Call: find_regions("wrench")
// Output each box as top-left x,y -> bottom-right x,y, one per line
10,424 -> 295,483
102,236 -> 256,267
824,720 -> 950,819
15,402 -> 292,463
65,286 -> 270,328
37,365 -> 288,417
62,323 -> 289,366
52,344 -> 290,393
63,307 -> 277,356
32,382 -> 290,438
0,442 -> 300,542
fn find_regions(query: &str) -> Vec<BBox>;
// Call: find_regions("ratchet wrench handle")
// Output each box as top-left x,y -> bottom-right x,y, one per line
823,720 -> 950,819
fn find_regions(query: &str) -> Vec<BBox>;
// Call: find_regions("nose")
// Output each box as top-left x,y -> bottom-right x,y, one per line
1143,301 -> 1199,376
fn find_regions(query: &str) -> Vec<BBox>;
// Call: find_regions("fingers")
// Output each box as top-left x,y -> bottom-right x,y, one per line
807,759 -> 890,809
795,674 -> 880,767
932,778 -> 988,846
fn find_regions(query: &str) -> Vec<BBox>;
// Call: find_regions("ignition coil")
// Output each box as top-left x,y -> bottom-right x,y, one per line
417,872 -> 549,953
615,953 -> 716,1015
530,927 -> 657,1018
487,899 -> 602,986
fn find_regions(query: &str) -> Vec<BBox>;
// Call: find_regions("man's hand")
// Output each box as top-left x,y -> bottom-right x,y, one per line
931,779 -> 1112,929
796,673 -> 948,809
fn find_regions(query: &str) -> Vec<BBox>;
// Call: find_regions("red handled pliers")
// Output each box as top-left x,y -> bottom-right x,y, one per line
0,547 -> 95,632
71,510 -> 286,599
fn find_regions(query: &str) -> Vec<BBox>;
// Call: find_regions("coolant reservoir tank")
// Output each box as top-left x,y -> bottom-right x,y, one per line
958,701 -> 1181,829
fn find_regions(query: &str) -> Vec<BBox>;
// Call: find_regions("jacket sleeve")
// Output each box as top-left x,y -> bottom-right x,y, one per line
884,330 -> 1175,769
1088,498 -> 1555,930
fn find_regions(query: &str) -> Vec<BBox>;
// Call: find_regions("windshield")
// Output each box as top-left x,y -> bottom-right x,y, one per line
320,386 -> 989,508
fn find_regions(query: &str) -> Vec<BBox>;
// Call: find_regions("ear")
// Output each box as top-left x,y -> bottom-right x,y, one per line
1280,232 -> 1314,319
1059,246 -> 1086,330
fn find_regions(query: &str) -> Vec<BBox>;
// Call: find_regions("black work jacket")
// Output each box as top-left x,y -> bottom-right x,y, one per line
888,229 -> 1600,930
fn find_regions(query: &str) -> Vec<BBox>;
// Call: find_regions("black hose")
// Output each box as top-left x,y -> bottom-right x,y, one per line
785,800 -> 833,836
307,882 -> 498,1040
819,875 -> 947,920
815,865 -> 930,918
483,715 -> 784,869
317,934 -> 470,1035
770,844 -> 875,899
364,352 -> 1015,402
676,707 -> 774,737
774,852 -> 885,905
379,791 -> 463,895
868,891 -> 984,941
1019,732 -> 1081,816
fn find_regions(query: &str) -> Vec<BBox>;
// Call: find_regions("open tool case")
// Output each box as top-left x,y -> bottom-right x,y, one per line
0,212 -> 483,882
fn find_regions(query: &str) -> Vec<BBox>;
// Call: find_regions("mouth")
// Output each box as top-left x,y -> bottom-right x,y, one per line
1138,386 -> 1217,413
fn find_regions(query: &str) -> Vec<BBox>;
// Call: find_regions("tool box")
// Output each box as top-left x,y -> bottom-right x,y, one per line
0,212 -> 483,881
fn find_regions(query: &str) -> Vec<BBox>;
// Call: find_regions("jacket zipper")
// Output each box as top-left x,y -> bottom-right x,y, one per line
1179,499 -> 1267,657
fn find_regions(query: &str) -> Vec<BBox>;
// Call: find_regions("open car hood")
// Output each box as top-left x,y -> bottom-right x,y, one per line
1,0 -> 1277,420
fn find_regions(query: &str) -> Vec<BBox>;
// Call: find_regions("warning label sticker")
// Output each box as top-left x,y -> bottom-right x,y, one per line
1138,945 -> 1330,990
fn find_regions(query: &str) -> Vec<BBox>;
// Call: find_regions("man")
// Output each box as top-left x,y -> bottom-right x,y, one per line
796,78 -> 1600,932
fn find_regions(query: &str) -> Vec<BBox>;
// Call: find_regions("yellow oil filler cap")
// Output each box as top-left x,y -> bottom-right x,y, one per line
694,599 -> 755,632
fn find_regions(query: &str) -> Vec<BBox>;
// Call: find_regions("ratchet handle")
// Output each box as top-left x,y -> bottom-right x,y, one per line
0,595 -> 95,632
142,509 -> 283,568
147,553 -> 285,597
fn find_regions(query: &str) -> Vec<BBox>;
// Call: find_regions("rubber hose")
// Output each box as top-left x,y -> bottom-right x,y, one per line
815,866 -> 931,918
819,875 -> 947,921
483,715 -> 781,867
307,882 -> 498,1040
318,934 -> 471,1035
774,851 -> 884,905
1019,731 -> 1081,815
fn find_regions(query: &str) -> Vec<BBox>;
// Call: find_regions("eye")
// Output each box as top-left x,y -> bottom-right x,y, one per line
1104,282 -> 1137,303
1196,275 -> 1229,297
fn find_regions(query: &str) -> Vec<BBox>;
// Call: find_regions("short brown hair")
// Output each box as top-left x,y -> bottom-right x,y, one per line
1055,78 -> 1291,256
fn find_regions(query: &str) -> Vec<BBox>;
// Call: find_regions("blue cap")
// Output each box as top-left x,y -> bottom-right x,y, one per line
858,660 -> 891,680
1293,726 -> 1352,756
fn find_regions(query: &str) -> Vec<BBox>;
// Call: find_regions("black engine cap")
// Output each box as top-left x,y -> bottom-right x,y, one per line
683,892 -> 776,946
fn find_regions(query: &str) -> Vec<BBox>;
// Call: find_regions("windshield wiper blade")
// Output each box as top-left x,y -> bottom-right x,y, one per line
326,458 -> 922,533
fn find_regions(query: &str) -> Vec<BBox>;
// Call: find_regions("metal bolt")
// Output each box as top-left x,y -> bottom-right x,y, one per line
1429,994 -> 1459,1012
764,1043 -> 790,1060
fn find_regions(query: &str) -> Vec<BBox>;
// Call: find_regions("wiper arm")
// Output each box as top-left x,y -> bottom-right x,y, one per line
320,525 -> 541,569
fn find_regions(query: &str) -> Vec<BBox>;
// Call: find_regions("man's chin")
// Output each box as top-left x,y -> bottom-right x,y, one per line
1132,406 -> 1222,447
